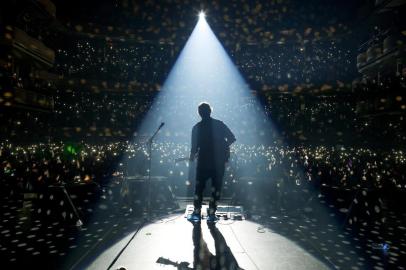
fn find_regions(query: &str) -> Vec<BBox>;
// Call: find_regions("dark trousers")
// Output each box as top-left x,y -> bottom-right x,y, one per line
193,165 -> 225,215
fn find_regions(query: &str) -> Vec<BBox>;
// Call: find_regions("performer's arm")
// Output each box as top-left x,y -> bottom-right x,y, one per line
190,126 -> 198,161
224,124 -> 236,146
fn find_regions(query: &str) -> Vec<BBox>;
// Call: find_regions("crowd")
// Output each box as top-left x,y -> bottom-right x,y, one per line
51,35 -> 356,88
0,141 -> 123,194
1,141 -> 405,198
52,89 -> 152,136
1,0 -> 405,203
4,0 -> 400,148
2,80 -> 404,146
46,78 -> 404,147
43,0 -> 362,91
235,39 -> 356,88
54,41 -> 171,83
55,0 -> 358,46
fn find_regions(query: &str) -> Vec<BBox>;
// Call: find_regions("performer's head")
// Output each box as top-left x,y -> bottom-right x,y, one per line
198,102 -> 212,120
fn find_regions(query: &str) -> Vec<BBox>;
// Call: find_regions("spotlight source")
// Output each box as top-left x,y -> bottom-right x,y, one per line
199,11 -> 206,20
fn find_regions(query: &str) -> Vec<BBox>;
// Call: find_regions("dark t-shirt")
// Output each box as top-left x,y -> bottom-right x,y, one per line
190,118 -> 235,170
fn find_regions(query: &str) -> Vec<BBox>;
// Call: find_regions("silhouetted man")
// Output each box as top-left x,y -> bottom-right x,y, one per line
188,102 -> 236,223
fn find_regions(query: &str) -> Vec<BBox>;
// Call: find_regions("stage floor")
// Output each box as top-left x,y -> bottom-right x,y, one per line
87,214 -> 330,270
2,195 -> 405,270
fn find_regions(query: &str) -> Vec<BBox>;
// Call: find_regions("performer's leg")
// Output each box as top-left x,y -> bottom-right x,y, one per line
208,167 -> 225,215
194,169 -> 208,214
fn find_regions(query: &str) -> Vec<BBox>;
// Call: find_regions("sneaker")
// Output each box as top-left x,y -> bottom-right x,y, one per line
187,212 -> 201,223
206,214 -> 218,224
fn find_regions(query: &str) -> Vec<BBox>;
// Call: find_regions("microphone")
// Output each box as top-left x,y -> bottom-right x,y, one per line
148,122 -> 165,143
157,122 -> 165,132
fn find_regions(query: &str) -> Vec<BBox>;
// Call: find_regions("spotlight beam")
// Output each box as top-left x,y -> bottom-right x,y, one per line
137,8 -> 276,145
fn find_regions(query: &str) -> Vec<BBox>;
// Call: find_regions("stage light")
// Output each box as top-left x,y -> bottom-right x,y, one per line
198,11 -> 206,20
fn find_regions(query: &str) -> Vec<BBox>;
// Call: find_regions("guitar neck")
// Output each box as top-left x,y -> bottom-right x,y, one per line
175,157 -> 190,163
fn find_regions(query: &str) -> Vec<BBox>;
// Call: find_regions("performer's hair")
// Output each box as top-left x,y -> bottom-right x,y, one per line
198,102 -> 212,119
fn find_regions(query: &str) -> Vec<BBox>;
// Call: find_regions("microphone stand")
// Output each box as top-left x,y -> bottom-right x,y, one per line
146,123 -> 164,219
